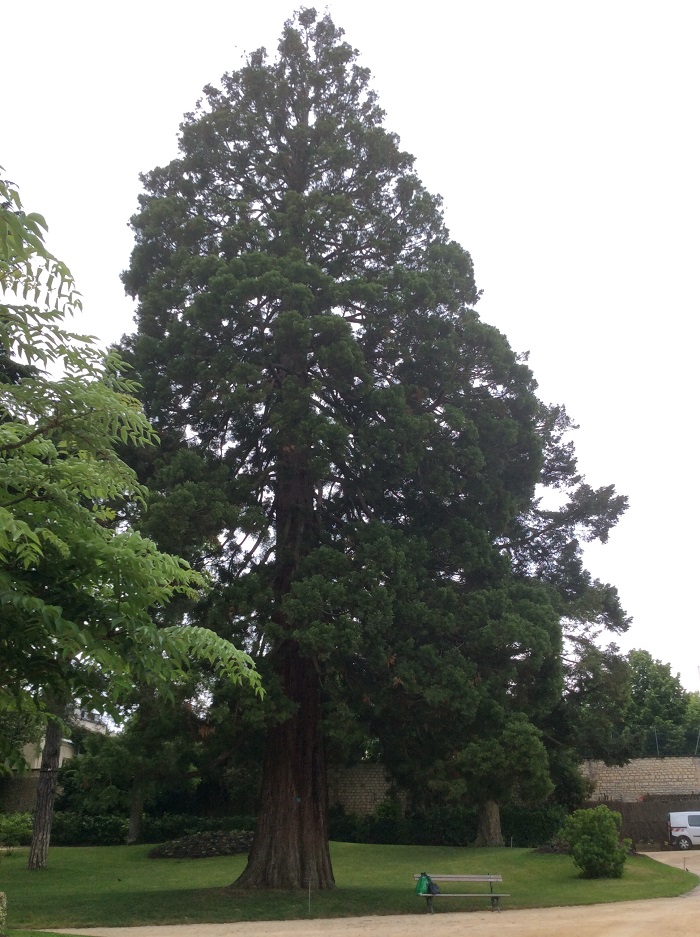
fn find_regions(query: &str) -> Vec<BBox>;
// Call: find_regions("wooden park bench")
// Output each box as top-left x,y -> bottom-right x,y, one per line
413,873 -> 509,914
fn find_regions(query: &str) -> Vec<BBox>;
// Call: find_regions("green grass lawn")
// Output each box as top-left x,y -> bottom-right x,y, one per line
1,842 -> 696,929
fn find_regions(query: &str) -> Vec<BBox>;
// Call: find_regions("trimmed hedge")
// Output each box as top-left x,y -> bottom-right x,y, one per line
328,803 -> 568,848
2,804 -> 564,849
51,813 -> 129,846
48,812 -> 257,846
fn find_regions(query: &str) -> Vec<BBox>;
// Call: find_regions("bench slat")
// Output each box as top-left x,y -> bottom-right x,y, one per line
427,893 -> 509,897
413,874 -> 502,882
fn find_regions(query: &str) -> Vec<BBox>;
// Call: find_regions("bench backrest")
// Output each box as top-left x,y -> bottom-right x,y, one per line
413,874 -> 502,883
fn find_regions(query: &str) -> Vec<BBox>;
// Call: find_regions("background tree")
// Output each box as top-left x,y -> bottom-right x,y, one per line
335,405 -> 629,840
56,687 -> 266,824
624,649 -> 689,756
119,9 -> 627,880
544,640 -> 633,808
55,690 -> 208,841
0,172 -> 262,868
683,692 -> 700,756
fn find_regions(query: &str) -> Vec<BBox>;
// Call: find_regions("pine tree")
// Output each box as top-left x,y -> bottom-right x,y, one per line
120,9 -> 625,881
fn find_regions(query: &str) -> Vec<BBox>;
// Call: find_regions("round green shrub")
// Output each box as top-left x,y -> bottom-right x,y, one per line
559,805 -> 631,878
0,812 -> 33,847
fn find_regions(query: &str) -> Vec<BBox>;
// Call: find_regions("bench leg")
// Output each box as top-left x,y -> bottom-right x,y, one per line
426,895 -> 434,914
490,897 -> 501,912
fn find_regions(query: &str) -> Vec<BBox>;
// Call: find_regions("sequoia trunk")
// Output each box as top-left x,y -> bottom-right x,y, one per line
27,715 -> 62,869
232,641 -> 334,888
232,353 -> 334,888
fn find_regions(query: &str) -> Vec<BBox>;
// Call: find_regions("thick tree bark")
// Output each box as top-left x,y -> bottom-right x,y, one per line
27,716 -> 62,869
474,799 -> 505,847
232,641 -> 334,889
231,328 -> 334,889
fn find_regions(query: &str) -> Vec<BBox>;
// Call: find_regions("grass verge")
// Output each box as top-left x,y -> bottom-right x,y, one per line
1,842 -> 696,928
7,932 -> 78,937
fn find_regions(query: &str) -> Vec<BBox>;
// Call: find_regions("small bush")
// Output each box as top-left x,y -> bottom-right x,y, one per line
0,813 -> 33,847
148,830 -> 254,859
558,805 -> 631,879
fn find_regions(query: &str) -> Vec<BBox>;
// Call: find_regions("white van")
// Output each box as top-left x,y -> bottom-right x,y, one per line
668,812 -> 700,849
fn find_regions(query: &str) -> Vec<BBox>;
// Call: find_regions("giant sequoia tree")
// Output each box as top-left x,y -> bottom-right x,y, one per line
121,9 -> 626,885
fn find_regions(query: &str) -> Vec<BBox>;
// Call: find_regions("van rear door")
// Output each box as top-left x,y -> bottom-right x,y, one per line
688,814 -> 700,845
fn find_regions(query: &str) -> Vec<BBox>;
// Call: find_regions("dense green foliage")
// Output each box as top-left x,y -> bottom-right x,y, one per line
559,805 -> 631,879
0,810 -> 257,848
36,797 -> 565,850
53,698 -> 264,825
53,693 -> 211,837
328,802 -> 567,848
0,812 -> 32,847
624,650 -> 699,756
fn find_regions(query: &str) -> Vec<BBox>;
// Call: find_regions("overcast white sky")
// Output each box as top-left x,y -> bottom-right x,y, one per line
4,1 -> 699,687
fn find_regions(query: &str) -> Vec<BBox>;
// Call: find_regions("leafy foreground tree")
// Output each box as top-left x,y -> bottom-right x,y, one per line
120,10 -> 626,885
0,172 -> 262,868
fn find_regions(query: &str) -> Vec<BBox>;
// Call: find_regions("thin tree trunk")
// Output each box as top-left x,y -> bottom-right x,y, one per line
27,715 -> 63,869
232,641 -> 334,889
474,799 -> 505,847
127,785 -> 145,844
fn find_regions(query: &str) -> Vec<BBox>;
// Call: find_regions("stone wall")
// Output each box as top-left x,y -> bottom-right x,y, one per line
582,757 -> 700,803
327,758 -> 700,817
327,764 -> 391,815
326,757 -> 700,842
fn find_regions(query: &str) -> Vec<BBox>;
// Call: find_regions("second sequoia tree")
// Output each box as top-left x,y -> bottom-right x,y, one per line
121,9 -> 626,887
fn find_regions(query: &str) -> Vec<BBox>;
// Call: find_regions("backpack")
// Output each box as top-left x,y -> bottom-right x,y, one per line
415,872 -> 430,895
428,879 -> 441,895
